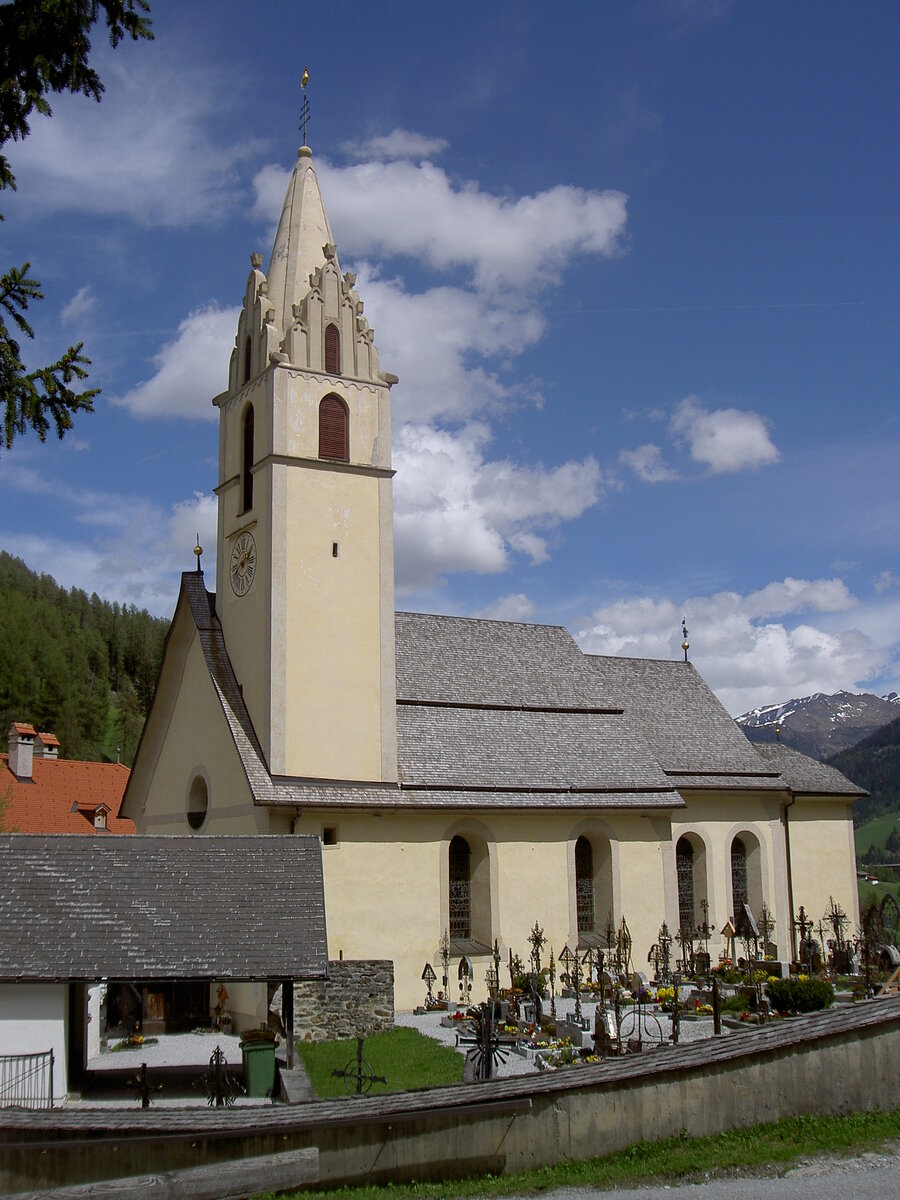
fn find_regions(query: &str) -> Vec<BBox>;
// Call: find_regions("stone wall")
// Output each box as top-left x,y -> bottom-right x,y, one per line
292,959 -> 394,1042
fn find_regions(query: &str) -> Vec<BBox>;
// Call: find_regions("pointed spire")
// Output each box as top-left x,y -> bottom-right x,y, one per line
265,147 -> 338,342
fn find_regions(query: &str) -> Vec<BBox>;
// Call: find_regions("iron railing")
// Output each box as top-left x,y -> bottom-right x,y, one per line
0,1049 -> 54,1109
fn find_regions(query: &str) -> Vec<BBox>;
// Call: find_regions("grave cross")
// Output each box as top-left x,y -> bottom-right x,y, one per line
439,929 -> 451,999
528,920 -> 547,975
331,1036 -> 387,1096
422,961 -> 437,1004
127,1062 -> 162,1108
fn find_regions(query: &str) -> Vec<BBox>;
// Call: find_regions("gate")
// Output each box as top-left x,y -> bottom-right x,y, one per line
0,1049 -> 54,1109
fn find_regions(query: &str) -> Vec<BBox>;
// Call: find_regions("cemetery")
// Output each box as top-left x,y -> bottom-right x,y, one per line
3,873 -> 900,1194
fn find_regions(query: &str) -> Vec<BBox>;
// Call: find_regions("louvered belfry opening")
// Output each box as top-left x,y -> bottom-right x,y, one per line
324,323 -> 341,375
242,404 -> 254,512
575,835 -> 595,933
319,395 -> 349,461
448,835 -> 472,940
243,335 -> 252,384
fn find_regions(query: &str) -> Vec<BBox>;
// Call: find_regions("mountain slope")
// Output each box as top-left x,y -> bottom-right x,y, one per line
737,690 -> 900,760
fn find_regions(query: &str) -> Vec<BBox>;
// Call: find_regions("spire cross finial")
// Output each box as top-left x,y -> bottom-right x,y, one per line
299,69 -> 310,147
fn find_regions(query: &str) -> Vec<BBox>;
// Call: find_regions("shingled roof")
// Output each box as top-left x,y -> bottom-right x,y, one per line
0,834 -> 327,982
168,575 -> 859,813
752,743 -> 866,797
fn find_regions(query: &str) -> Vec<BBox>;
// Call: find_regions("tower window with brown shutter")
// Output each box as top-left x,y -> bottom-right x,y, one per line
324,323 -> 341,375
319,395 -> 349,461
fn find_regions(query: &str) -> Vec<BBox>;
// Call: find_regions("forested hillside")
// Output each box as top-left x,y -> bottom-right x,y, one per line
829,715 -> 900,828
0,553 -> 169,765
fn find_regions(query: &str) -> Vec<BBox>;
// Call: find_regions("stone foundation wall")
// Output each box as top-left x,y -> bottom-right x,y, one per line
292,959 -> 394,1043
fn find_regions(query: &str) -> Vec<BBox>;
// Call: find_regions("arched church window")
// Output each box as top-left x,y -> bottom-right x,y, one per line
242,404 -> 254,513
575,835 -> 595,933
731,837 -> 748,915
324,323 -> 341,375
449,835 -> 471,941
243,335 -> 252,384
676,837 -> 695,934
187,774 -> 208,830
319,395 -> 349,461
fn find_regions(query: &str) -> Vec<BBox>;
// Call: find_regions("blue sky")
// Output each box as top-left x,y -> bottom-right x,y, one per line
1,0 -> 897,715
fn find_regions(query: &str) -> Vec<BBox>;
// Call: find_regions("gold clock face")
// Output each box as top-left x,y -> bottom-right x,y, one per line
230,530 -> 257,596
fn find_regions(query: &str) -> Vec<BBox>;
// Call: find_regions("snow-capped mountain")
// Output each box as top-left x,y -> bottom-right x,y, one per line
736,690 -> 900,760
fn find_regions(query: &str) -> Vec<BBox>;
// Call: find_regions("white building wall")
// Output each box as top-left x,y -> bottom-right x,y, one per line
0,983 -> 68,1102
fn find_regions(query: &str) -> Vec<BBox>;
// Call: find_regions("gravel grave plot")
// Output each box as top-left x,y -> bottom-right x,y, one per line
395,997 -> 728,1079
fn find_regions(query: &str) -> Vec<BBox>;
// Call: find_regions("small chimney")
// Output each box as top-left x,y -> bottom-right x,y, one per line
7,722 -> 37,780
35,732 -> 60,760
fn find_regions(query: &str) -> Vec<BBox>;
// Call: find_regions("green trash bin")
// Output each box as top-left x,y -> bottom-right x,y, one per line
240,1029 -> 276,1098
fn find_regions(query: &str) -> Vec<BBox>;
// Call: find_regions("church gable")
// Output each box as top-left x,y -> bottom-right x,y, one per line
122,573 -> 266,830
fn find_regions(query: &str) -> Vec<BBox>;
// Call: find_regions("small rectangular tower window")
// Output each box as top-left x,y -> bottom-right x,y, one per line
322,826 -> 338,846
332,542 -> 339,558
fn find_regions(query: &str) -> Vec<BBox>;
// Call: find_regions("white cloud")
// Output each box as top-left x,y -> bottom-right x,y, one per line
575,577 -> 893,714
619,442 -> 678,483
60,286 -> 96,326
8,51 -> 260,226
874,570 -> 898,595
254,157 -> 628,292
475,593 -> 537,622
355,268 -> 544,425
394,423 -> 603,591
670,396 -> 780,474
112,305 -> 239,421
0,490 -> 217,617
340,129 -> 449,161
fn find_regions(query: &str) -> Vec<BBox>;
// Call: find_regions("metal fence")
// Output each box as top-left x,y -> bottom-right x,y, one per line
0,1049 -> 54,1109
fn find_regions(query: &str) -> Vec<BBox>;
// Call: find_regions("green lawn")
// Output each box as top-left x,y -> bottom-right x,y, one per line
856,813 -> 900,857
296,1027 -> 464,1098
255,1107 -> 900,1200
858,876 -> 900,911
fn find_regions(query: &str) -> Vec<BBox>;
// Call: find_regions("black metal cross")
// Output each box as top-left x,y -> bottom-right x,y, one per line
331,1036 -> 386,1096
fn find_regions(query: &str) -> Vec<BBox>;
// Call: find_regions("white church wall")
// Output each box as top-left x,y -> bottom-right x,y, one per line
0,983 -> 68,1101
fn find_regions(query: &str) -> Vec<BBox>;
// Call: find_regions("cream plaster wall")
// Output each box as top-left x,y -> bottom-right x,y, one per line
135,633 -> 261,833
788,798 -> 860,935
674,792 -> 787,957
303,808 -> 674,1012
281,466 -> 388,781
216,372 -> 272,770
0,983 -> 68,1101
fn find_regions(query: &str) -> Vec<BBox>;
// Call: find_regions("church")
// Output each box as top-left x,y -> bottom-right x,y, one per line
122,141 -> 862,1012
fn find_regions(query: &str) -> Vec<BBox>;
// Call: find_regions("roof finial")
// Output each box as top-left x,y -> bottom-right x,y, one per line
194,533 -> 203,574
681,617 -> 690,663
299,68 -> 310,149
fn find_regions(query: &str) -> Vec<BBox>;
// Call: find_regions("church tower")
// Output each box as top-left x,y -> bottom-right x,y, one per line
213,145 -> 398,782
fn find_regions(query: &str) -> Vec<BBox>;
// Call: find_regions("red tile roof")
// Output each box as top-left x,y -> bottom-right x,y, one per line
11,722 -> 36,737
1,756 -> 134,834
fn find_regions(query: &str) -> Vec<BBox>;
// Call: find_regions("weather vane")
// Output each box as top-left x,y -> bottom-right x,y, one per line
194,533 -> 203,574
681,617 -> 689,663
299,68 -> 310,146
